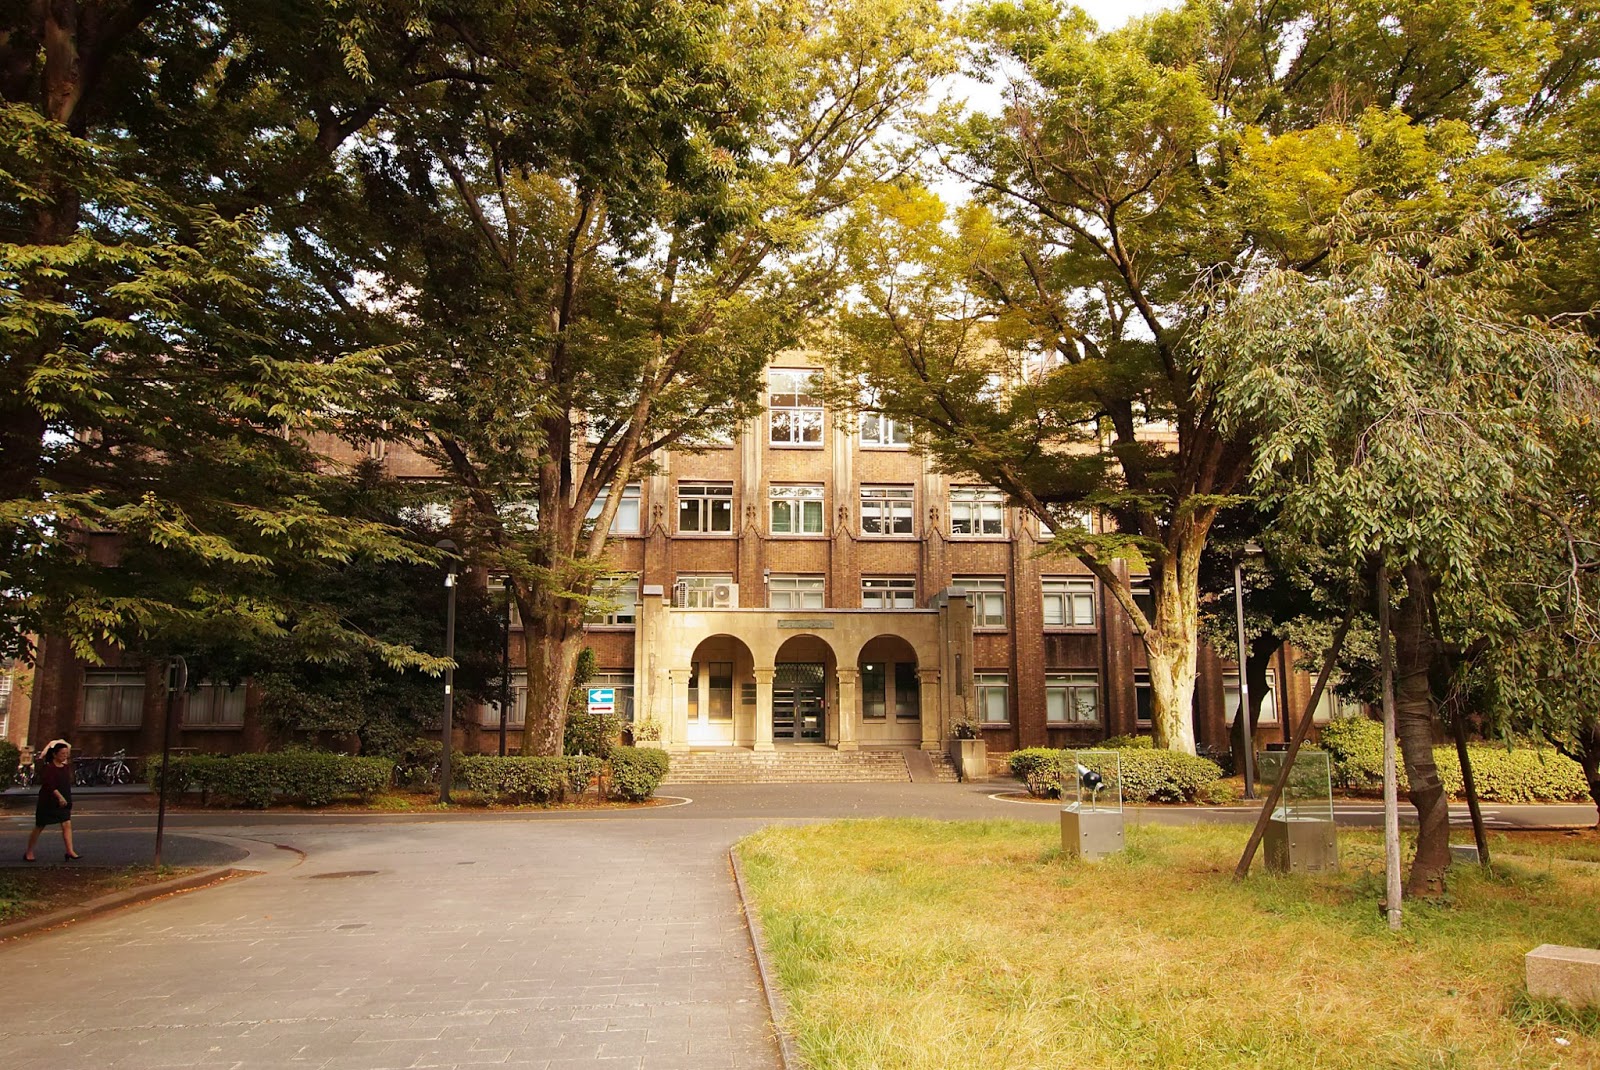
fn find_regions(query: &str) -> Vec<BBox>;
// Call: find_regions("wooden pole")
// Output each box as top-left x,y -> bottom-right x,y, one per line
1377,563 -> 1403,931
1451,708 -> 1492,868
1234,603 -> 1355,880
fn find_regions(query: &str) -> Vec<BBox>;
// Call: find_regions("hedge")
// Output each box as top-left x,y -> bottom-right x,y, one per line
0,740 -> 19,787
608,748 -> 671,801
453,755 -> 602,804
1317,716 -> 1590,802
1010,747 -> 1226,803
147,752 -> 391,807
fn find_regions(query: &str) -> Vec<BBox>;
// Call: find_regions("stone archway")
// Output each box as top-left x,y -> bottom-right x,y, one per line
855,634 -> 922,746
772,634 -> 838,744
683,634 -> 756,746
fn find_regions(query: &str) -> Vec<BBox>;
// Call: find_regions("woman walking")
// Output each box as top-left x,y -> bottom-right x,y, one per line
24,739 -> 80,862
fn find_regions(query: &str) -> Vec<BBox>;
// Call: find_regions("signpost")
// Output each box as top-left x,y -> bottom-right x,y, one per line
587,688 -> 615,716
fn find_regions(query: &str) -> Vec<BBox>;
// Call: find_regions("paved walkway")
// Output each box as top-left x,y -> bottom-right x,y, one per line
0,784 -> 1593,1070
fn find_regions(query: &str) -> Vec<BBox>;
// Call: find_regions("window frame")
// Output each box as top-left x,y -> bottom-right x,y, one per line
587,482 -> 642,535
1042,577 -> 1097,629
860,484 -> 914,537
1045,671 -> 1100,725
182,680 -> 247,728
769,368 -> 824,447
81,670 -> 146,729
677,481 -> 734,535
769,574 -> 825,611
481,671 -> 527,728
585,574 -> 640,628
676,573 -> 734,609
954,575 -> 1007,629
861,576 -> 916,610
590,670 -> 636,723
769,483 -> 825,537
975,671 -> 1010,725
1223,668 -> 1280,725
949,486 -> 1006,538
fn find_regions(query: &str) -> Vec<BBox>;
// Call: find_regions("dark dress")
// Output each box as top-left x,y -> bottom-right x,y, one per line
35,761 -> 72,828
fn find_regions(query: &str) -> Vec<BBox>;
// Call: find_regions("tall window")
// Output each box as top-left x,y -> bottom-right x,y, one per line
950,486 -> 1005,536
487,577 -> 523,628
1224,669 -> 1279,725
770,369 -> 822,445
954,575 -> 1006,628
676,574 -> 733,608
678,482 -> 733,533
861,576 -> 916,610
1130,578 -> 1155,621
585,575 -> 639,627
860,391 -> 911,447
587,483 -> 641,534
691,661 -> 734,721
1042,578 -> 1096,628
770,484 -> 824,535
482,671 -> 526,727
81,670 -> 145,727
0,666 -> 11,738
976,672 -> 1010,724
183,681 -> 246,727
860,485 -> 913,536
862,662 -> 888,719
1314,682 -> 1365,723
770,574 -> 825,611
591,671 -> 636,722
1135,670 -> 1152,724
1046,672 -> 1099,724
895,662 -> 920,720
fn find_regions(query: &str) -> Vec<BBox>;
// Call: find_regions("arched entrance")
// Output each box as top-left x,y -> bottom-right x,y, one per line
773,634 -> 836,743
857,635 -> 921,745
685,635 -> 755,746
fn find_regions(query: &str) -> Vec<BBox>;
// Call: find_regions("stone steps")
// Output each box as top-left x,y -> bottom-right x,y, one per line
662,748 -> 913,784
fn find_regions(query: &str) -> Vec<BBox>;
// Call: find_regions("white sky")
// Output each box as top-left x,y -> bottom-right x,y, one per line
1074,0 -> 1178,28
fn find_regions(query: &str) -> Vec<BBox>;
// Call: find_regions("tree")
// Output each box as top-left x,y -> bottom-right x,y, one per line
301,0 -> 954,754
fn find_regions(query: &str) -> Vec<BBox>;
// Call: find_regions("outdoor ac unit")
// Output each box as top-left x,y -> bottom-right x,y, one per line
672,581 -> 689,607
711,581 -> 738,608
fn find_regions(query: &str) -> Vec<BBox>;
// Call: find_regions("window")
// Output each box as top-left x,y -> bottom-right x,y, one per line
676,574 -> 733,608
861,576 -> 916,610
862,662 -> 887,720
587,483 -> 641,534
691,661 -> 734,721
955,576 -> 1006,628
1042,578 -> 1096,628
481,672 -> 526,727
1224,669 -> 1279,725
860,390 -> 911,447
184,681 -> 246,727
487,577 -> 522,628
1046,672 -> 1099,724
1314,683 -> 1366,724
860,485 -> 914,536
1135,670 -> 1152,724
895,662 -> 920,720
976,672 -> 1010,724
950,486 -> 1005,536
1131,578 -> 1155,622
770,574 -> 825,611
770,484 -> 824,535
678,482 -> 733,533
769,369 -> 822,445
81,670 -> 145,728
591,671 -> 636,722
585,575 -> 639,627
0,665 -> 11,737
1040,507 -> 1096,539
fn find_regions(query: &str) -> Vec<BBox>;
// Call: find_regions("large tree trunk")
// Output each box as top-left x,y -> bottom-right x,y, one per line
1395,563 -> 1451,896
1144,533 -> 1206,755
518,593 -> 585,756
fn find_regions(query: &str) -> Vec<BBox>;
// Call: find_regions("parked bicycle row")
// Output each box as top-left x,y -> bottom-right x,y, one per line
10,749 -> 140,788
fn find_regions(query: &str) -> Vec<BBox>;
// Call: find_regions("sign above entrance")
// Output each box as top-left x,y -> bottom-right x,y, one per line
586,687 -> 615,714
777,619 -> 835,629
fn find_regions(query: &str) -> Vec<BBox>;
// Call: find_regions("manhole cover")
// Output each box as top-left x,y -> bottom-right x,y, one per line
307,870 -> 380,880
336,923 -> 368,930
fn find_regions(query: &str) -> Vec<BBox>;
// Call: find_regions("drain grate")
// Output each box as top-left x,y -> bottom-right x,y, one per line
306,870 -> 380,880
335,922 -> 369,930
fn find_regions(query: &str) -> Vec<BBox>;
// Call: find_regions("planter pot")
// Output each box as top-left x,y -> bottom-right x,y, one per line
950,739 -> 988,782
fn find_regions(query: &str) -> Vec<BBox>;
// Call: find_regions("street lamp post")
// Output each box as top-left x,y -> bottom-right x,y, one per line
1233,545 -> 1260,800
436,539 -> 458,804
499,582 -> 511,757
154,655 -> 186,866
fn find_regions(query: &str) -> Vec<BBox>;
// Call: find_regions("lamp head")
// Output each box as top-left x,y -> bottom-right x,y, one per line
435,538 -> 458,576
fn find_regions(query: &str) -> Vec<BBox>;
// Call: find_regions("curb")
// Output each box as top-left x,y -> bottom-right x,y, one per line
729,846 -> 805,1070
0,833 -> 294,944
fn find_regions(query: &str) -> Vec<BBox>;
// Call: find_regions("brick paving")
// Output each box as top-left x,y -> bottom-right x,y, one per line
0,818 -> 780,1070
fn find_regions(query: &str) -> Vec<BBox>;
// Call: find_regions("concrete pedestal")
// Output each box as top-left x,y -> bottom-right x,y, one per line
1060,807 -> 1124,860
1449,843 -> 1480,866
1264,815 -> 1338,875
1527,944 -> 1600,1007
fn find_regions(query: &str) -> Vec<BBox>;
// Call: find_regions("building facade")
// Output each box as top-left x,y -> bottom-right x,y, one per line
25,354 -> 1349,761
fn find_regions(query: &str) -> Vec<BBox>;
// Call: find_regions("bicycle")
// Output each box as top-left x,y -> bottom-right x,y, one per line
11,759 -> 35,788
101,749 -> 136,786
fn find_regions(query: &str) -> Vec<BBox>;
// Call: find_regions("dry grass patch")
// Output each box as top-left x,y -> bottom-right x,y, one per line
0,865 -> 203,925
736,819 -> 1600,1070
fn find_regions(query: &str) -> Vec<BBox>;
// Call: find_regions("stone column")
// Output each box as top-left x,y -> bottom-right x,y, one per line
753,667 -> 776,752
835,666 -> 859,751
918,668 -> 942,750
668,668 -> 690,751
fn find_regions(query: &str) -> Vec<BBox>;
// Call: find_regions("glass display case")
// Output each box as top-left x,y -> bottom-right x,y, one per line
1256,749 -> 1338,874
1060,749 -> 1124,859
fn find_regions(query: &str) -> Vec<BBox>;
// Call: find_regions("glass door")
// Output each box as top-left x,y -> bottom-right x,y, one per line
773,662 -> 825,741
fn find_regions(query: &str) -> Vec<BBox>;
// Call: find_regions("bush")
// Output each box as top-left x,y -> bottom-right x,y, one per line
147,751 -> 391,807
564,711 -> 621,760
0,740 -> 19,787
1317,715 -> 1588,801
453,755 -> 601,804
1100,734 -> 1153,749
392,738 -> 444,789
1009,747 -> 1224,803
608,748 -> 671,801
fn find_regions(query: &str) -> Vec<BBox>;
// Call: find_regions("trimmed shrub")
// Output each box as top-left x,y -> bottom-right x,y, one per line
147,751 -> 391,807
608,748 -> 671,801
1009,747 -> 1224,803
0,740 -> 19,787
391,738 -> 444,789
453,755 -> 602,804
564,711 -> 621,761
1101,734 -> 1153,749
1317,715 -> 1588,801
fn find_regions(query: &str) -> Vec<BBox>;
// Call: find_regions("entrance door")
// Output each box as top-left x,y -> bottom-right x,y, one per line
773,662 -> 825,741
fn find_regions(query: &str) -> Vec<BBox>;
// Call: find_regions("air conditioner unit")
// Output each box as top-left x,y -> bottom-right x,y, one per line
672,581 -> 689,608
711,581 -> 738,608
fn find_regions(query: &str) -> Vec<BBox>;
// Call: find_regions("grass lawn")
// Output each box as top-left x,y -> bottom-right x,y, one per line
0,865 -> 203,926
736,820 -> 1600,1069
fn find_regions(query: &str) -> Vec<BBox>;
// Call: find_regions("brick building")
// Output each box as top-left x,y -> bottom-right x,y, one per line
24,354 -> 1350,762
